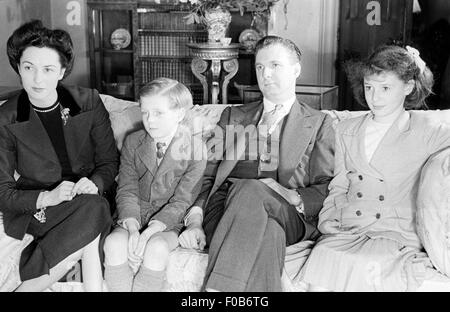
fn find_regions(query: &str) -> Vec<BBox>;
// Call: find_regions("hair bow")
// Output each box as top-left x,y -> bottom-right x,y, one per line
405,46 -> 426,74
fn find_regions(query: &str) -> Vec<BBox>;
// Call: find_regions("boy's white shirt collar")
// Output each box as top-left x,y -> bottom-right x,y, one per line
153,126 -> 178,150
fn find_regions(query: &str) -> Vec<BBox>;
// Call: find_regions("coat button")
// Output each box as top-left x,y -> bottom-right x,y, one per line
357,192 -> 363,198
358,175 -> 363,181
356,210 -> 362,216
379,195 -> 385,201
376,213 -> 381,219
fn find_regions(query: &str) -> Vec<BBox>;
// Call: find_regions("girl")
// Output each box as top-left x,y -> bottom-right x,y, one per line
299,45 -> 450,291
0,20 -> 118,292
103,78 -> 206,292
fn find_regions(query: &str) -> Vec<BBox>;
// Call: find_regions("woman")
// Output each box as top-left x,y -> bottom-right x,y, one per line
0,20 -> 119,291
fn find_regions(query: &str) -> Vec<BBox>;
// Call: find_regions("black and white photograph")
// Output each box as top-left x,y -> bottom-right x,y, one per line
0,0 -> 450,306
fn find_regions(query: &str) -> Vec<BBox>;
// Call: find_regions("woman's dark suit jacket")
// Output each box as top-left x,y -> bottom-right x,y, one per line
0,85 -> 119,240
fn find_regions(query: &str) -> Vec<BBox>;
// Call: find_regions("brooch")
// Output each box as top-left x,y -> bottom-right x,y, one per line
33,207 -> 47,223
61,108 -> 70,126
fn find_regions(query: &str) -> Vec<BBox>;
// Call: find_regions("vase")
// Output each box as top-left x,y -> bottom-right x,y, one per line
204,7 -> 232,43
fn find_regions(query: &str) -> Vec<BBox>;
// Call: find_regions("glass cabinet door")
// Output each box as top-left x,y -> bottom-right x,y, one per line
87,1 -> 137,100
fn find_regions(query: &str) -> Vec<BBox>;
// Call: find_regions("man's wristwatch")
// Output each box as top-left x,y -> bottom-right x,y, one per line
294,189 -> 305,215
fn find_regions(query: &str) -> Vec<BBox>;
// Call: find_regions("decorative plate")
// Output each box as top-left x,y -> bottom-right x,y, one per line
110,28 -> 131,50
238,28 -> 262,51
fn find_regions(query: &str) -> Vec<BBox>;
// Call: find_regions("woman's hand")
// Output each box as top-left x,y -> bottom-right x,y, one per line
43,181 -> 76,207
72,177 -> 98,195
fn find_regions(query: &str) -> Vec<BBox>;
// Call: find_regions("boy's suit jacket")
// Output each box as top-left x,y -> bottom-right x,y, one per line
0,85 -> 119,240
116,128 -> 206,230
194,99 -> 335,240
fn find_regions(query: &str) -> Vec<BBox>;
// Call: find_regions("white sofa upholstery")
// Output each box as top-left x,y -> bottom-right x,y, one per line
2,95 -> 450,292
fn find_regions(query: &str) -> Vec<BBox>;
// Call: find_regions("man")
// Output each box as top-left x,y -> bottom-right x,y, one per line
179,36 -> 335,291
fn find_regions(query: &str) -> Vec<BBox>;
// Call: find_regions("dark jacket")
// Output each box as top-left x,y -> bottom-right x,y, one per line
0,84 -> 119,240
194,99 -> 335,240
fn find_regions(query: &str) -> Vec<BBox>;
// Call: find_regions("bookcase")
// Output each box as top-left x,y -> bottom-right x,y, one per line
87,0 -> 263,104
136,2 -> 207,104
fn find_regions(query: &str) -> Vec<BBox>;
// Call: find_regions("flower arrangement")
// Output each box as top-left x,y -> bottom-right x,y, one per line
178,0 -> 281,25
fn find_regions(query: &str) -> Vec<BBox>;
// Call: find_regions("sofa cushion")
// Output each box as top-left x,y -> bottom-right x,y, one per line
99,94 -> 226,151
99,95 -> 143,151
416,147 -> 450,277
0,213 -> 33,291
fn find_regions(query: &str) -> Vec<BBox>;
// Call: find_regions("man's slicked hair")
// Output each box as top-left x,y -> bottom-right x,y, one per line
254,35 -> 302,64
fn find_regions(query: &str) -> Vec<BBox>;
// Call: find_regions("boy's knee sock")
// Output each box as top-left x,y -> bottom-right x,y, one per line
132,266 -> 166,292
104,263 -> 133,292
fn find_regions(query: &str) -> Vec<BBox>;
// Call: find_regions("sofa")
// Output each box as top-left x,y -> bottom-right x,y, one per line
1,94 -> 450,292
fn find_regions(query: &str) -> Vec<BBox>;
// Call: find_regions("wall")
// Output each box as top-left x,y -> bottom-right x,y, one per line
0,0 -> 52,87
269,0 -> 339,86
50,0 -> 89,87
0,0 -> 89,88
0,0 -> 339,89
420,0 -> 450,26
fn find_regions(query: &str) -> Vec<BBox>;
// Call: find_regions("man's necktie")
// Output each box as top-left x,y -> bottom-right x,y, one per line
259,104 -> 283,131
156,142 -> 166,159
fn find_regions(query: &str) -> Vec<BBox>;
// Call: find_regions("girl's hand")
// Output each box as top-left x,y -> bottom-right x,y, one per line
72,177 -> 98,195
43,181 -> 76,206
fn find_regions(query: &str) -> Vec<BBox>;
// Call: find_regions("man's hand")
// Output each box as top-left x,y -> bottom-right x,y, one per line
72,177 -> 98,195
179,225 -> 206,250
259,178 -> 301,206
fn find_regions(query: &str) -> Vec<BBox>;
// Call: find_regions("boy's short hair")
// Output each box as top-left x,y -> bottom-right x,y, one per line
139,77 -> 193,110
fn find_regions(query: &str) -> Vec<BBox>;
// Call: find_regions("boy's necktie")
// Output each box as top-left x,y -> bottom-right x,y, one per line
156,142 -> 166,159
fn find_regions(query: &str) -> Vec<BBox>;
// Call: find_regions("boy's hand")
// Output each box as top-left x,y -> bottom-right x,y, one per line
179,225 -> 206,250
125,219 -> 141,265
134,222 -> 165,259
127,229 -> 141,263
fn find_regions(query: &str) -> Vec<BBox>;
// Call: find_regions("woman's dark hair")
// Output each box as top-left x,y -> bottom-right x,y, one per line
345,44 -> 434,109
7,19 -> 74,79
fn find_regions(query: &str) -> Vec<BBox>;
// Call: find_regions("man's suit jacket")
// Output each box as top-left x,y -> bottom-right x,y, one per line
194,99 -> 335,240
116,128 -> 206,230
0,85 -> 119,240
